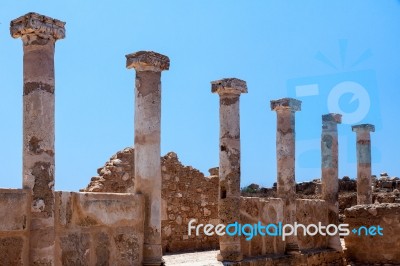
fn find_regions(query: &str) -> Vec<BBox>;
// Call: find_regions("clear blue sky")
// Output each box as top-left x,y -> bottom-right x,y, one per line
1,1 -> 399,191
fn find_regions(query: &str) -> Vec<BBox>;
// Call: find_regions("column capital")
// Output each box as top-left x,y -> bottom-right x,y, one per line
10,12 -> 65,43
270,98 -> 301,112
126,51 -> 170,72
322,113 -> 342,124
352,124 -> 375,133
211,78 -> 247,96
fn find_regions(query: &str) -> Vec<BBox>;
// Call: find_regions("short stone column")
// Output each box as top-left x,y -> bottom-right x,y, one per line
212,78 -> 247,262
10,12 -> 65,265
270,98 -> 301,254
352,124 -> 375,205
126,51 -> 169,265
321,113 -> 342,251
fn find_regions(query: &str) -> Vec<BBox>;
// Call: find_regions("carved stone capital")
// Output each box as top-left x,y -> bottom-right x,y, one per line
322,113 -> 342,124
352,124 -> 375,133
10,12 -> 65,45
211,78 -> 247,96
126,51 -> 170,72
270,98 -> 301,112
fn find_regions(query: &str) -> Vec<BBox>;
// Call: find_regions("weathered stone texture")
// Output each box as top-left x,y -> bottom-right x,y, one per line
0,237 -> 24,266
83,148 -> 338,257
10,12 -> 65,42
127,50 -> 169,265
240,197 -> 285,258
126,51 -> 170,72
271,97 -> 302,254
54,192 -> 144,265
0,189 -> 30,231
352,124 -> 375,205
321,113 -> 342,251
11,12 -> 66,265
0,189 -> 31,266
212,77 -> 247,262
344,203 -> 400,265
296,199 -> 329,250
83,148 -> 220,253
81,147 -> 134,193
161,152 -> 219,253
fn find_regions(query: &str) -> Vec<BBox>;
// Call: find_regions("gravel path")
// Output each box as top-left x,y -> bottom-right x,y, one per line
164,250 -> 223,266
163,240 -> 348,265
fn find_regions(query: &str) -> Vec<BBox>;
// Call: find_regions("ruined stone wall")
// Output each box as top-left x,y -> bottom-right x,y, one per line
54,191 -> 144,265
0,189 -> 31,266
240,197 -> 285,258
296,199 -> 329,250
161,152 -> 219,252
83,147 -> 134,193
344,203 -> 400,265
83,148 -> 221,253
83,148 -> 338,255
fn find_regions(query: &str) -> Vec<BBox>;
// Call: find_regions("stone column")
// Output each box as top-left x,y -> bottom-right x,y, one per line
352,124 -> 375,205
126,51 -> 169,265
321,113 -> 342,251
211,78 -> 247,262
270,98 -> 301,254
10,13 -> 65,265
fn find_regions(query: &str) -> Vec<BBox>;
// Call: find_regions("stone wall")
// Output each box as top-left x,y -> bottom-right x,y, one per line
83,148 -> 221,253
0,189 -> 31,266
296,199 -> 329,250
344,203 -> 400,265
83,148 -> 337,255
240,197 -> 285,258
54,192 -> 144,265
160,152 -> 219,252
83,147 -> 134,193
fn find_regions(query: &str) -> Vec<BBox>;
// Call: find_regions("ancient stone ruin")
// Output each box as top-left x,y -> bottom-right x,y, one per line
1,12 -> 400,266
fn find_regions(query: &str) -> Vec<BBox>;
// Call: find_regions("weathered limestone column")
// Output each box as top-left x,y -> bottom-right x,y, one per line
126,51 -> 169,265
211,78 -> 247,262
270,98 -> 301,254
321,113 -> 342,251
10,13 -> 65,265
352,124 -> 375,205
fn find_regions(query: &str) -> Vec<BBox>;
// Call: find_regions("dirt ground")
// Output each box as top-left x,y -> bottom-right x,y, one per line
164,250 -> 223,266
163,239 -> 348,265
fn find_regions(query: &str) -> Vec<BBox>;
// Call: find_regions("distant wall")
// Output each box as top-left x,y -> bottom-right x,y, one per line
344,203 -> 400,264
54,192 -> 144,265
0,189 -> 31,266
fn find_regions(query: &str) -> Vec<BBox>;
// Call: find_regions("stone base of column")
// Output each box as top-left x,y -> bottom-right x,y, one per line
143,260 -> 165,266
143,244 -> 163,266
328,235 -> 342,251
218,243 -> 243,262
285,242 -> 301,255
